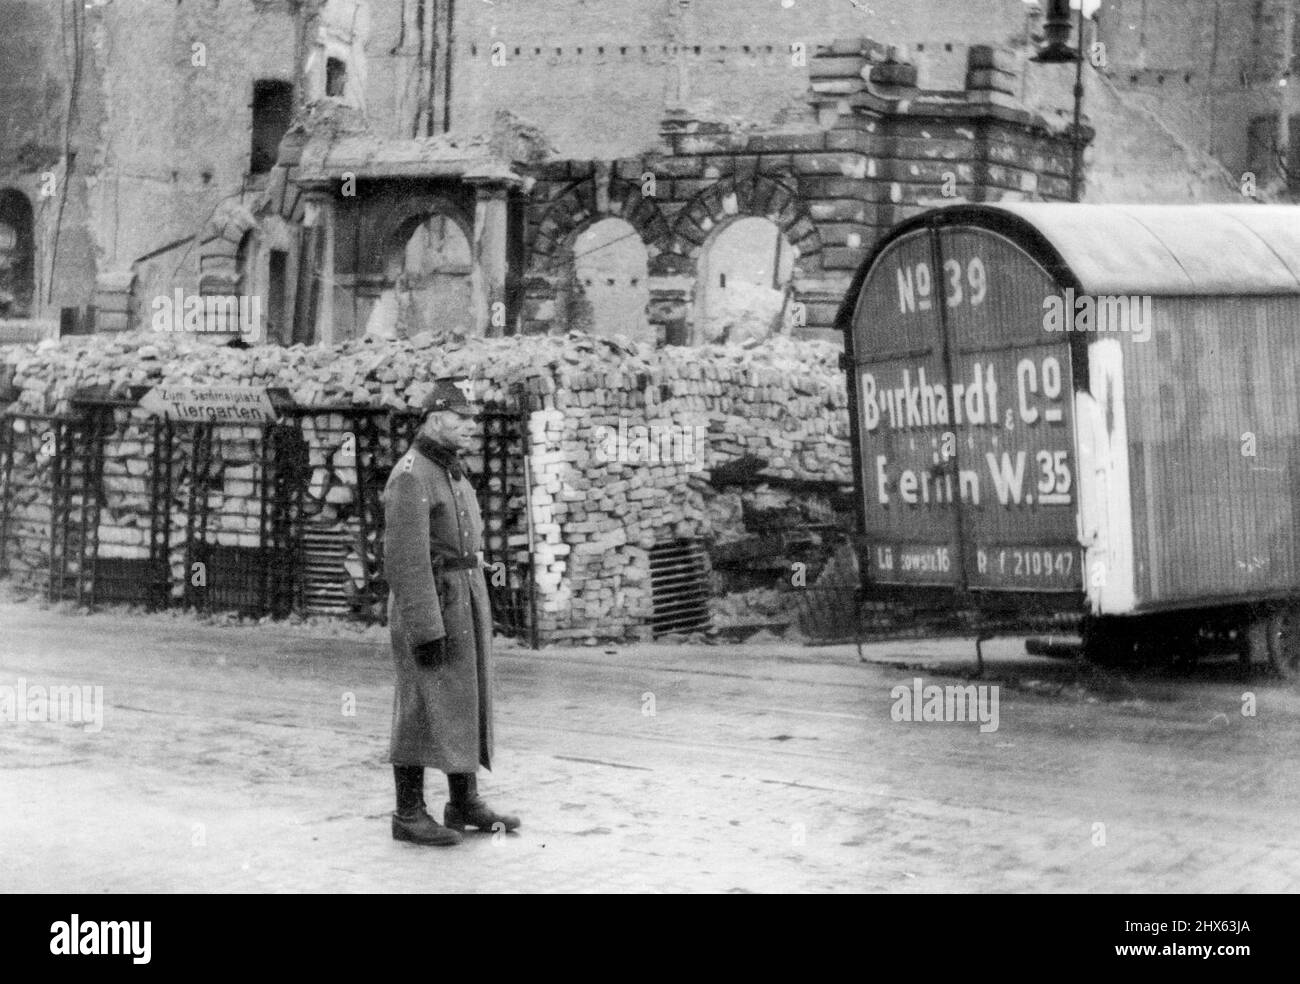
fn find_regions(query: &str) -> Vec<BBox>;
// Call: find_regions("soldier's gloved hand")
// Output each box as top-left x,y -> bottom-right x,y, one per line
412,637 -> 449,669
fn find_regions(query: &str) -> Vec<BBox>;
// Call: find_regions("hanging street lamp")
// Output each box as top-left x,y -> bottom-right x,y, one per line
1032,0 -> 1088,202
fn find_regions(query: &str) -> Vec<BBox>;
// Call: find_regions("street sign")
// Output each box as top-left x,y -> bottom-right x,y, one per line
138,385 -> 278,423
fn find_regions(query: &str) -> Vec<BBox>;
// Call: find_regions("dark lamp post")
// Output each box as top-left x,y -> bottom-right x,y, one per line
1032,0 -> 1087,201
1035,0 -> 1077,63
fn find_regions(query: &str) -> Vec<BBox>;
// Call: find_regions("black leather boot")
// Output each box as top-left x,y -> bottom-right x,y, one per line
393,807 -> 463,846
444,772 -> 521,832
392,765 -> 462,846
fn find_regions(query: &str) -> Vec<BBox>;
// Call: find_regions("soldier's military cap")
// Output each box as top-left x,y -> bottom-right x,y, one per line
423,376 -> 478,416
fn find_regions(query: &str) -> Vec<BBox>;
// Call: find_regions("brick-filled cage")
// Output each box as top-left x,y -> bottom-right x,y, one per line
0,394 -> 539,647
0,413 -> 98,603
0,331 -> 859,644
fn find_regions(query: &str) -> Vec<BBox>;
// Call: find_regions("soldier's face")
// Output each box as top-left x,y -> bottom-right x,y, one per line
421,409 -> 477,448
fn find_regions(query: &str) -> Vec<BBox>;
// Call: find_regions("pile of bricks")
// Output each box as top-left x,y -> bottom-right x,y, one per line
1,329 -> 853,640
0,417 -> 55,586
0,406 -> 271,600
459,334 -> 854,640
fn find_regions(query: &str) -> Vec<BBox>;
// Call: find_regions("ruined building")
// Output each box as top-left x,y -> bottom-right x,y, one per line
4,0 -> 1278,345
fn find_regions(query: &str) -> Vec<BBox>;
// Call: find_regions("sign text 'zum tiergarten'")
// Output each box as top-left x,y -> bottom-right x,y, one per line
138,386 -> 277,423
852,226 -> 1082,593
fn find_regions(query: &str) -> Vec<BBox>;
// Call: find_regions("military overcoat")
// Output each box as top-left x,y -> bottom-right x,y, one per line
383,435 -> 494,772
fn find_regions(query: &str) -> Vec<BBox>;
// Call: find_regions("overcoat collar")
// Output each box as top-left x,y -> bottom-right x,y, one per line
413,433 -> 466,480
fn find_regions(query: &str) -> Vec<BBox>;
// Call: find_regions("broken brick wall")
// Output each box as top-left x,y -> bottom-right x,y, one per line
447,0 -> 1041,159
0,0 -> 101,321
2,0 -> 1261,346
0,0 -> 311,331
520,42 -> 1078,346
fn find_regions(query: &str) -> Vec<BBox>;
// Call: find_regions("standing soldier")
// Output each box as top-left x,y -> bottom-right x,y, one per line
383,376 -> 521,846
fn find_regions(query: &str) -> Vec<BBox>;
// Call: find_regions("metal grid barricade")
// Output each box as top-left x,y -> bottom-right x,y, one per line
0,396 -> 538,646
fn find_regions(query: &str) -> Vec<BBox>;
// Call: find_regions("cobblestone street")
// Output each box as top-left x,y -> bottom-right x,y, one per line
2,600 -> 1299,893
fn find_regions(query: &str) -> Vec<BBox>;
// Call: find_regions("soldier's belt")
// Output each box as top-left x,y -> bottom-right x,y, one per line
432,554 -> 482,572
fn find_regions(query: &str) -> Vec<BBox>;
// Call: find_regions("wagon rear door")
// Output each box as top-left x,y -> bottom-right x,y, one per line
849,227 -> 963,587
849,224 -> 1083,596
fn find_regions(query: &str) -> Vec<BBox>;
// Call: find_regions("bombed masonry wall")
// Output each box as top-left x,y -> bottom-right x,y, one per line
273,36 -> 1088,348
2,0 -> 1259,349
512,39 -> 1084,348
0,329 -> 849,641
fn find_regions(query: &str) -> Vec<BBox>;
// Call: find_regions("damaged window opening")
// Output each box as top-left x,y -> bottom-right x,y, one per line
250,79 -> 294,175
1248,113 -> 1300,190
0,189 -> 35,318
326,57 -> 347,99
696,216 -> 795,346
366,211 -> 474,341
569,218 -> 651,345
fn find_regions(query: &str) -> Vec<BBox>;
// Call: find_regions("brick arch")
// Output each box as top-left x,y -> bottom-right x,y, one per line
372,194 -> 474,280
255,161 -> 307,225
198,201 -> 258,295
529,175 -> 670,274
520,172 -> 671,336
669,174 -> 822,263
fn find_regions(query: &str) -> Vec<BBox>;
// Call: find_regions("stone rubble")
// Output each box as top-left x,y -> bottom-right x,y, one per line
0,329 -> 852,641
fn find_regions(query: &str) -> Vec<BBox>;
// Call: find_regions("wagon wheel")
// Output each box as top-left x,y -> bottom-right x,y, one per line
1266,605 -> 1300,681
1081,615 -> 1141,667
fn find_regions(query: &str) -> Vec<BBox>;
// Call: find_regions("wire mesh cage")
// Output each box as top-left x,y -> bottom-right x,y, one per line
793,538 -> 863,645
0,399 -> 537,644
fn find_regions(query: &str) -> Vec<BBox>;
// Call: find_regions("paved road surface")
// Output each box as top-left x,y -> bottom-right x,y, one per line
2,602 -> 1298,892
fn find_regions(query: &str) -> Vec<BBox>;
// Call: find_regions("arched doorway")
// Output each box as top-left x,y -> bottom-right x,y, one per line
367,211 -> 473,339
570,218 -> 650,343
694,216 -> 795,345
0,190 -> 35,317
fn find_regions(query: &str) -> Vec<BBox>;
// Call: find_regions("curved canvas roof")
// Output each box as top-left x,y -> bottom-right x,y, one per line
989,203 -> 1300,296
